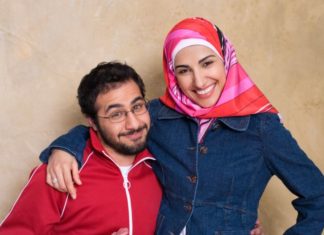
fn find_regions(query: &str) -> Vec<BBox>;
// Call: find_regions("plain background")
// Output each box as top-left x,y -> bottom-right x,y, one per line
0,1 -> 323,234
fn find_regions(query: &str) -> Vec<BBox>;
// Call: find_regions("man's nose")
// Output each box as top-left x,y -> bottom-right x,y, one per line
124,111 -> 140,130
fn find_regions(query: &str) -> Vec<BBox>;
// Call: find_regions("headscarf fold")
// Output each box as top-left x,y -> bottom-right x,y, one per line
160,17 -> 278,119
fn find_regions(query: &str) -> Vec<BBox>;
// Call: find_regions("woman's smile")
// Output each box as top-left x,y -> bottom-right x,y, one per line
195,83 -> 216,96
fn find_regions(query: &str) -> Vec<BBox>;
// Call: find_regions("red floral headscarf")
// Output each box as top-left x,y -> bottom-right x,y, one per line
160,17 -> 278,118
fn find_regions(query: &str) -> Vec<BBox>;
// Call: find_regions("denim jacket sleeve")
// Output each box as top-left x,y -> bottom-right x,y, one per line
261,114 -> 324,234
39,125 -> 89,168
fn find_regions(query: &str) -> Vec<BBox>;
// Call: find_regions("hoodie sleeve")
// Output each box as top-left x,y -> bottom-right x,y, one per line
0,164 -> 68,234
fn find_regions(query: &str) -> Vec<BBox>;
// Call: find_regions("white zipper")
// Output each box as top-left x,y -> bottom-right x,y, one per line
122,171 -> 133,235
101,150 -> 155,235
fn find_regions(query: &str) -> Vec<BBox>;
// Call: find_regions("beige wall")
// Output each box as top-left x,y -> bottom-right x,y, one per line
0,1 -> 323,234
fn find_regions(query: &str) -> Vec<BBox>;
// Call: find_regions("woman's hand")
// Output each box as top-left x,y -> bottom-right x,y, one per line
111,228 -> 129,235
46,149 -> 82,199
250,220 -> 264,235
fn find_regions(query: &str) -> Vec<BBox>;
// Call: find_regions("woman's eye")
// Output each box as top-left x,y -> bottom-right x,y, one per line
176,69 -> 189,74
202,61 -> 213,67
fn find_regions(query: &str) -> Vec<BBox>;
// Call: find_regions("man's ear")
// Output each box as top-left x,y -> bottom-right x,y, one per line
87,117 -> 98,131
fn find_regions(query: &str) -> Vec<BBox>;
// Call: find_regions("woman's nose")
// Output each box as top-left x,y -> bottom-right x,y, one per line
192,70 -> 206,88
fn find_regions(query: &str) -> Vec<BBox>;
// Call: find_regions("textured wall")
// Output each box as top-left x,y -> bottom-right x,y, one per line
0,1 -> 323,234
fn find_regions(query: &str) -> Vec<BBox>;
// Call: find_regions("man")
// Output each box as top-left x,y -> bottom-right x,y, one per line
0,62 -> 162,235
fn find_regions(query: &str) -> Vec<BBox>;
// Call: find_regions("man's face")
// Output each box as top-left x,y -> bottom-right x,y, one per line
92,80 -> 150,158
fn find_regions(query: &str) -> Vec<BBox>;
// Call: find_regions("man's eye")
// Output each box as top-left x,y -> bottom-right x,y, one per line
134,103 -> 144,110
133,103 -> 145,113
109,111 -> 124,119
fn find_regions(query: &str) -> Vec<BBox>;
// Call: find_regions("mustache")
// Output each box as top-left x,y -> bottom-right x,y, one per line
118,124 -> 148,137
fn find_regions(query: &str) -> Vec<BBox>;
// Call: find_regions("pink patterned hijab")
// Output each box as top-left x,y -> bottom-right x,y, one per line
160,17 -> 278,119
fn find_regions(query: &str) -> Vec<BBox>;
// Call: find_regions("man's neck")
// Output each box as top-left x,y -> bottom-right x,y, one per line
103,146 -> 135,166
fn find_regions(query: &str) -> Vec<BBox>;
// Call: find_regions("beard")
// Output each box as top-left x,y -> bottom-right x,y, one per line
96,123 -> 148,156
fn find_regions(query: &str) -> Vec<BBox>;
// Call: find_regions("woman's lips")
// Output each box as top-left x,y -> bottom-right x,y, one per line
195,83 -> 215,96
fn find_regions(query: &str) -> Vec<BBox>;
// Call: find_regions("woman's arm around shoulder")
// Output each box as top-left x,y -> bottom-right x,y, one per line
39,125 -> 90,199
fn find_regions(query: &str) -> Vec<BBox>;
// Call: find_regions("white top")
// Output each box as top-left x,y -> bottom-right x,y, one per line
119,165 -> 132,177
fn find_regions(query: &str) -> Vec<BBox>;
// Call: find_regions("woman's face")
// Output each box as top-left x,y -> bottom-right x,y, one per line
174,45 -> 226,108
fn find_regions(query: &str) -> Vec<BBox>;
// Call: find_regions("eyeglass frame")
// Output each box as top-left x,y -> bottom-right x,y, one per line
96,99 -> 149,123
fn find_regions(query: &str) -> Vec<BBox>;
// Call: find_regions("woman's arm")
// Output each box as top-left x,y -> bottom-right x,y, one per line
261,114 -> 324,234
39,125 -> 89,166
39,125 -> 90,199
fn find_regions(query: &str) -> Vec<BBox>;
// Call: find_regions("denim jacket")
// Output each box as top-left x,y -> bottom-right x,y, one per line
40,99 -> 324,235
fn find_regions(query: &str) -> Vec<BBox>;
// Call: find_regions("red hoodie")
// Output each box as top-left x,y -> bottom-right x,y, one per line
0,129 -> 162,235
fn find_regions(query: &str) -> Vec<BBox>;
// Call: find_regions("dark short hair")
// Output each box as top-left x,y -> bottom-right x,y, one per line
77,61 -> 145,120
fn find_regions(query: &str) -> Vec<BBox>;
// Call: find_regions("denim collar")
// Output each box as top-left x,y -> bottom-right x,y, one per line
156,104 -> 250,131
217,116 -> 250,131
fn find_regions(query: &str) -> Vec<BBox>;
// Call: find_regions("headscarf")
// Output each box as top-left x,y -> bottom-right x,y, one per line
160,17 -> 278,119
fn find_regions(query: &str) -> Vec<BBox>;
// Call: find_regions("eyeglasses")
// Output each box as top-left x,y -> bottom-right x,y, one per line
97,101 -> 148,123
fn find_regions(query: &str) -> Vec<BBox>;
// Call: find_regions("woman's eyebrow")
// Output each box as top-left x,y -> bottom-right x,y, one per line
174,64 -> 189,70
174,54 -> 217,70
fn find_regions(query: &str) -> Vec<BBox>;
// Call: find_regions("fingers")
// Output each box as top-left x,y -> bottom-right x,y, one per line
62,164 -> 77,199
46,149 -> 81,199
250,227 -> 264,235
111,228 -> 129,235
250,219 -> 264,235
46,171 -> 55,188
72,160 -> 82,186
46,164 -> 66,192
55,165 -> 69,192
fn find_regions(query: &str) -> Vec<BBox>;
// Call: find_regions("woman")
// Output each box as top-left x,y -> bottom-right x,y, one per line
40,17 -> 324,234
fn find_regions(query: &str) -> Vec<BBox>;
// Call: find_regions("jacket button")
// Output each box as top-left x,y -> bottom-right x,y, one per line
187,175 -> 197,183
199,146 -> 208,154
184,203 -> 192,212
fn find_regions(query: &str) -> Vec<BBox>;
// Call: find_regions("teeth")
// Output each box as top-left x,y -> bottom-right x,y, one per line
196,85 -> 214,95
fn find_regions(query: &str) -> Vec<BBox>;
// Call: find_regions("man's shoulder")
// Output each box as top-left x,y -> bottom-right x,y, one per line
28,164 -> 47,182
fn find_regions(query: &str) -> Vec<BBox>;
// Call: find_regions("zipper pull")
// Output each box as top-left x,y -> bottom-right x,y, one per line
123,176 -> 131,189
